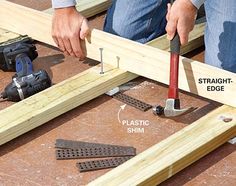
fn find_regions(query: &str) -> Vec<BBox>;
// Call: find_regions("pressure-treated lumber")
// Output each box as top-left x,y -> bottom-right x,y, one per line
0,27 -> 202,146
1,3 -> 235,185
89,105 -> 236,186
44,0 -> 112,18
0,27 -> 203,145
0,64 -> 137,145
0,28 -> 21,43
0,27 -> 137,145
0,1 -> 235,107
0,2 -> 204,145
148,22 -> 205,55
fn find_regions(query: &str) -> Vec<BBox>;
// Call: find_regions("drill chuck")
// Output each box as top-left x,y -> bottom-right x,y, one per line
1,70 -> 51,102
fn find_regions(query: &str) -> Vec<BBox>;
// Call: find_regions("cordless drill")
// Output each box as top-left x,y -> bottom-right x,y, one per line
0,36 -> 37,71
0,37 -> 52,102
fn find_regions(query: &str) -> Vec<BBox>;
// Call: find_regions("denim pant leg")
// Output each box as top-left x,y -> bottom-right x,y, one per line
205,0 -> 236,73
104,0 -> 169,43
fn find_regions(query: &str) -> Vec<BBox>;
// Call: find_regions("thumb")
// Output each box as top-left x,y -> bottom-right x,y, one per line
80,18 -> 90,40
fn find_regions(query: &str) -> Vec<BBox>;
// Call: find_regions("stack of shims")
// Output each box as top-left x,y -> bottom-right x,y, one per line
55,139 -> 136,172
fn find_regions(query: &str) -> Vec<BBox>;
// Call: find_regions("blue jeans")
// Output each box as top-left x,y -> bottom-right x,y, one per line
104,0 -> 169,43
205,0 -> 236,73
104,0 -> 236,73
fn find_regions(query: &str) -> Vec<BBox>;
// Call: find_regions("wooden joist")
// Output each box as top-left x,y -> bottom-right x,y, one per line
44,0 -> 112,18
0,64 -> 137,145
0,28 -> 21,43
0,3 -> 205,145
0,1 -> 235,107
89,105 -> 236,185
0,24 -> 203,145
0,2 -> 235,186
148,22 -> 205,55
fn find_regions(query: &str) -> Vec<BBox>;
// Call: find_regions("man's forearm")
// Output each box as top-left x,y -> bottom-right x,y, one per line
191,0 -> 205,9
52,0 -> 76,9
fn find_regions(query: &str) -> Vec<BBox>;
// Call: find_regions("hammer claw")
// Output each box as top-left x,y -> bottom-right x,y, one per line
164,99 -> 196,117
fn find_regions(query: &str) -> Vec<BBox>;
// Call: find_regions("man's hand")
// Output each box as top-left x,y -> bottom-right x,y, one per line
52,7 -> 90,60
166,0 -> 197,45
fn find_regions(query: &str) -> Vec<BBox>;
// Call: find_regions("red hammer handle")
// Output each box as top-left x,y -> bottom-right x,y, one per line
168,32 -> 181,99
168,53 -> 179,99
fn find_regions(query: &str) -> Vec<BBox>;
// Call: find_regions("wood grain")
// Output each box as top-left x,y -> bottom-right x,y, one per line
0,64 -> 137,145
44,0 -> 112,18
0,1 -> 234,107
88,105 -> 236,186
0,1 -> 205,145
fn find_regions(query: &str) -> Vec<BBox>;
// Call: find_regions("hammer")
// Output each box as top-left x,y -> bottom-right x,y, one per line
153,0 -> 195,117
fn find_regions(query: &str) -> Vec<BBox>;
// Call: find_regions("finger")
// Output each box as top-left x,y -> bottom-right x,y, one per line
57,38 -> 69,55
70,34 -> 85,59
80,18 -> 90,40
57,38 -> 66,52
178,30 -> 189,45
166,3 -> 171,21
177,19 -> 191,45
166,15 -> 178,40
63,38 -> 76,57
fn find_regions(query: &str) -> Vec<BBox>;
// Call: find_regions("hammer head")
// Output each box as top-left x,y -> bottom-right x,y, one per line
153,99 -> 196,117
164,99 -> 195,117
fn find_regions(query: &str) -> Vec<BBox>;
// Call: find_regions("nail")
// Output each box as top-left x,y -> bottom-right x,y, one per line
223,118 -> 233,123
116,56 -> 120,68
99,48 -> 104,74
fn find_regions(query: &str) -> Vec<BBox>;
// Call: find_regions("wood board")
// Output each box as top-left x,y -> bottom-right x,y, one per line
148,22 -> 205,55
0,28 -> 21,43
0,2 -> 235,186
0,1 -> 235,107
0,1 -> 205,146
88,105 -> 236,185
0,64 -> 137,145
44,0 -> 112,18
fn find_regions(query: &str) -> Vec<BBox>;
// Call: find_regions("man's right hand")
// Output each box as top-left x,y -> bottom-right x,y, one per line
166,0 -> 197,45
52,7 -> 90,60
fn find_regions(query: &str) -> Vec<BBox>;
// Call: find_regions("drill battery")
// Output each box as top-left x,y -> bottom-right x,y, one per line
0,36 -> 38,71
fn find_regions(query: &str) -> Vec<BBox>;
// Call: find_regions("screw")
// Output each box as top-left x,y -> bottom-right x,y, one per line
223,118 -> 233,123
220,116 -> 233,123
116,56 -> 120,68
99,48 -> 104,74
